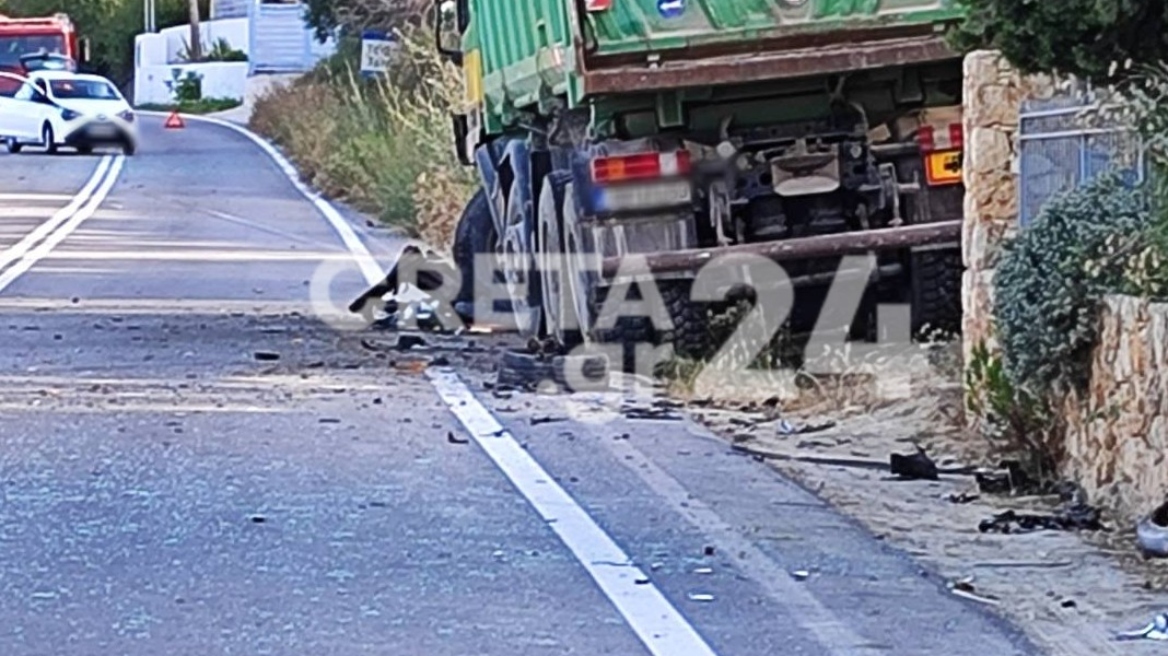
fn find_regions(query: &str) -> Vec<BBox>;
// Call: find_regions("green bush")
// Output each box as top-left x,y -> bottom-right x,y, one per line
249,26 -> 476,244
994,174 -> 1158,393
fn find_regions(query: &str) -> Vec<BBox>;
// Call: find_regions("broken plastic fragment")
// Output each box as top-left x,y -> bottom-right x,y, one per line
1115,612 -> 1168,641
687,593 -> 715,602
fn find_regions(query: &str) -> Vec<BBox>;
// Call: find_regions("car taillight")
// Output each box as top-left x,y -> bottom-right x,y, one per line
585,0 -> 612,10
918,123 -> 963,153
591,150 -> 691,184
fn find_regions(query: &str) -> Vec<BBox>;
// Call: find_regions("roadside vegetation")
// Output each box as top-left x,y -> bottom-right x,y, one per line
962,62 -> 1168,480
249,24 -> 474,250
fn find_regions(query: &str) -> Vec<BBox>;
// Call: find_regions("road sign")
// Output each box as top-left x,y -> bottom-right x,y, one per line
360,31 -> 399,77
164,111 -> 185,129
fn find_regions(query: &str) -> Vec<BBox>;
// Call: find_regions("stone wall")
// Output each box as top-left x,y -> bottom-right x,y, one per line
961,51 -> 1055,364
1064,295 -> 1168,523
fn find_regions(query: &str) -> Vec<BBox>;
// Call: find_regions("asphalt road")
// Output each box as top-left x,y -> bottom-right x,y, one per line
0,116 -> 1045,655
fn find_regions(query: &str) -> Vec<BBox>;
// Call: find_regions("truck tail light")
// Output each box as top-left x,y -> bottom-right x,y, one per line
917,123 -> 963,154
585,0 -> 613,10
591,150 -> 691,184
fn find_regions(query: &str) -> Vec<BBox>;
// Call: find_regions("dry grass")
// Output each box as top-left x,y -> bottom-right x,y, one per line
249,27 -> 477,253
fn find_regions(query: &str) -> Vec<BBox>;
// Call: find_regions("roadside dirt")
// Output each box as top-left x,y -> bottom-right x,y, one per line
684,339 -> 1168,655
345,318 -> 1168,654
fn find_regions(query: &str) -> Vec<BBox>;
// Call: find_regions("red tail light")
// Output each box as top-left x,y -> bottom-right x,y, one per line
591,150 -> 691,184
917,125 -> 935,153
585,0 -> 612,10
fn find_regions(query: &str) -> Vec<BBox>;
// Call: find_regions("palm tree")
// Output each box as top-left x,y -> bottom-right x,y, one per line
188,0 -> 202,61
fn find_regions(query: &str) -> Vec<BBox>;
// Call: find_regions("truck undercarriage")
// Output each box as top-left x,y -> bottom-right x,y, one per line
452,62 -> 965,365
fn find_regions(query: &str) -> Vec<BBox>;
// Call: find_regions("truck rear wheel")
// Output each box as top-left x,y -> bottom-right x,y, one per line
452,188 -> 501,323
502,178 -> 542,339
658,281 -> 710,360
538,172 -> 578,348
910,248 -> 964,337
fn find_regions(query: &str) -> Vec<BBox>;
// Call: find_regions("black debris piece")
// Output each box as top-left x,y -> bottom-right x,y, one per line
395,334 -> 428,351
889,448 -> 939,481
948,492 -> 980,504
622,406 -> 683,421
1136,499 -> 1168,558
531,416 -> 567,426
447,431 -> 470,445
253,351 -> 281,362
978,503 -> 1106,534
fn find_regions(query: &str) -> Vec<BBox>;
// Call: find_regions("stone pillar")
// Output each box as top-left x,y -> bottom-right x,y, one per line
961,50 -> 1055,366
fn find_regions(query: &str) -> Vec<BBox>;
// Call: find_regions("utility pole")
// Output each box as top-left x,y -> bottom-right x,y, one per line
188,0 -> 202,61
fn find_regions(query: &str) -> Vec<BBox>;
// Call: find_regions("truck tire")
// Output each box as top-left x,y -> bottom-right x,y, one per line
452,188 -> 502,323
503,178 -> 542,339
538,172 -> 577,348
911,248 -> 964,337
658,281 -> 710,360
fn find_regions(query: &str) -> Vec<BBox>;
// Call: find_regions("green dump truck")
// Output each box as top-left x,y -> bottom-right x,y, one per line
435,0 -> 967,359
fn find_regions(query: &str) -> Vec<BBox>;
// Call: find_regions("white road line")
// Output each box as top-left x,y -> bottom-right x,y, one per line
218,114 -> 722,656
428,369 -> 721,656
0,156 -> 124,294
0,193 -> 76,202
0,156 -> 113,277
139,111 -> 385,286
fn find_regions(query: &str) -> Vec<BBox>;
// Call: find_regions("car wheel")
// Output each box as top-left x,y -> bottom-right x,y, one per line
5,138 -> 21,154
41,124 -> 57,154
122,140 -> 136,157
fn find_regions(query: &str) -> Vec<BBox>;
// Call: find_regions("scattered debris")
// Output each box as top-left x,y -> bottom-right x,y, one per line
790,570 -> 810,581
777,419 -> 837,435
447,431 -> 469,445
1137,500 -> 1168,558
621,405 -> 683,421
249,515 -> 266,524
703,545 -> 716,557
635,577 -> 650,585
687,593 -> 715,602
318,418 -> 341,424
947,577 -> 999,605
889,448 -> 939,481
393,334 -> 429,351
693,567 -> 713,575
978,502 -> 1106,534
531,415 -> 567,426
253,350 -> 280,362
1115,612 -> 1168,641
948,492 -> 980,504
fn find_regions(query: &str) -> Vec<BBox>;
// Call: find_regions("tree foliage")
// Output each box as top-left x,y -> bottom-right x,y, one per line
949,0 -> 1168,83
302,0 -> 433,42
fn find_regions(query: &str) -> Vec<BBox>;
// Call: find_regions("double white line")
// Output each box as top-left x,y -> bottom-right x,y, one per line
0,155 -> 125,294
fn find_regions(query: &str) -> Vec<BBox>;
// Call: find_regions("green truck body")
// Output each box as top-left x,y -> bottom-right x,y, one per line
438,0 -> 970,360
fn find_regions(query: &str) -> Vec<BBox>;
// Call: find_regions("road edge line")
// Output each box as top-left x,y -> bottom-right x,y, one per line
0,156 -> 125,293
139,111 -> 385,287
427,368 -> 720,656
0,155 -> 113,277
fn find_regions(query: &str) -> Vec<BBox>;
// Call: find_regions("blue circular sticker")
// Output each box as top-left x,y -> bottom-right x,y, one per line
658,0 -> 685,18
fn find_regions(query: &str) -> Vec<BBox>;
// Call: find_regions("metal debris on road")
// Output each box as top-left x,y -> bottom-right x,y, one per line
889,447 -> 939,481
530,415 -> 567,426
947,492 -> 979,504
978,504 -> 1106,534
790,570 -> 810,581
253,350 -> 281,361
447,431 -> 470,445
687,593 -> 715,602
1115,612 -> 1168,641
693,567 -> 713,575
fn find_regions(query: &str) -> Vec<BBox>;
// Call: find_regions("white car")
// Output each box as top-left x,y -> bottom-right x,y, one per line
0,70 -> 138,156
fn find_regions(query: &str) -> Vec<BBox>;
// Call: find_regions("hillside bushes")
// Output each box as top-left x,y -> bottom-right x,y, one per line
249,28 -> 476,250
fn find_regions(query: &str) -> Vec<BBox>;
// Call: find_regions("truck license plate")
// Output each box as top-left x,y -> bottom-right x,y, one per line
598,180 -> 691,212
924,150 -> 962,186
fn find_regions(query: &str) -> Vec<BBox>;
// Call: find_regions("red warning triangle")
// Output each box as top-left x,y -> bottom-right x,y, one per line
164,111 -> 184,129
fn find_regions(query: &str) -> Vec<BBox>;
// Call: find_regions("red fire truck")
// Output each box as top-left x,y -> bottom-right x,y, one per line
0,13 -> 82,93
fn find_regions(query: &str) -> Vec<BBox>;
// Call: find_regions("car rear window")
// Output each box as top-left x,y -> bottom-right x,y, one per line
48,79 -> 119,100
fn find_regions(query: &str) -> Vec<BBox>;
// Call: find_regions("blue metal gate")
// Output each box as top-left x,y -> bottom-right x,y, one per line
1018,95 -> 1145,226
